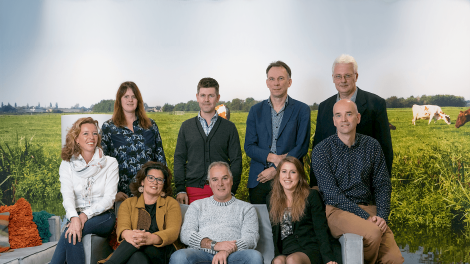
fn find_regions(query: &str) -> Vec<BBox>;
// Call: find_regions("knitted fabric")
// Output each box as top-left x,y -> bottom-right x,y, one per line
32,211 -> 54,243
0,198 -> 42,249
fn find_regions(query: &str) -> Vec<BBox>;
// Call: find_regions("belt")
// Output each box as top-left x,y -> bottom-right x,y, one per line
357,202 -> 375,206
76,208 -> 114,215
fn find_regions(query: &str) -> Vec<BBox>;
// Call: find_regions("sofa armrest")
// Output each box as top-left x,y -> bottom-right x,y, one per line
339,233 -> 364,264
48,216 -> 61,242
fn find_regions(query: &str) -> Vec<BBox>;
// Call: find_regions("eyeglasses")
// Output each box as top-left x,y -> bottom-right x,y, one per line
333,74 -> 355,80
146,175 -> 165,184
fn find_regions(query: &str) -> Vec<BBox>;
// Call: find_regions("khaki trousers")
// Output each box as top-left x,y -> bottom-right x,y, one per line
325,205 -> 404,264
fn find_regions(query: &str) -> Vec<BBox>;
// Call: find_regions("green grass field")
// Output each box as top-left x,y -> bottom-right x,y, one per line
1,108 -> 470,260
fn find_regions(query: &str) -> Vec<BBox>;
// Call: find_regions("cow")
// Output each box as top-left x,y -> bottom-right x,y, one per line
215,104 -> 230,120
389,123 -> 396,130
455,108 -> 470,128
412,104 -> 451,125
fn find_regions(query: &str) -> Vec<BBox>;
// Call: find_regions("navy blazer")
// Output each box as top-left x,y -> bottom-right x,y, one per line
245,96 -> 311,188
310,87 -> 393,186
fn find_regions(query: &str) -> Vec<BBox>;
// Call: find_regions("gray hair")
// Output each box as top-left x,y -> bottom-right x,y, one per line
332,54 -> 358,74
207,161 -> 233,181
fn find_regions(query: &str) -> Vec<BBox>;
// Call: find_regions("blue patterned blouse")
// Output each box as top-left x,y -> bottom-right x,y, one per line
101,117 -> 166,196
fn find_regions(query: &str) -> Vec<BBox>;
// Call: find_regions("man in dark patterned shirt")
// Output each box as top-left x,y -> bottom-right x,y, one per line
311,99 -> 403,264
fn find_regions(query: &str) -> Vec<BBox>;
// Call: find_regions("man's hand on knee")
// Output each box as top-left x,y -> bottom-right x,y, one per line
367,216 -> 388,233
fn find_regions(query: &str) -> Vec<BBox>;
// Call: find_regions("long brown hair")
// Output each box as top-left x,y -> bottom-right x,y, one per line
61,117 -> 102,161
129,161 -> 173,198
112,81 -> 151,129
269,156 -> 310,225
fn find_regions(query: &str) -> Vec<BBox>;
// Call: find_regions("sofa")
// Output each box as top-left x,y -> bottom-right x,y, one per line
4,203 -> 362,264
0,216 -> 60,264
84,203 -> 363,264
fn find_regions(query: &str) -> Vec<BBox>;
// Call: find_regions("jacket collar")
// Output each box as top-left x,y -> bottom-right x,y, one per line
135,194 -> 167,209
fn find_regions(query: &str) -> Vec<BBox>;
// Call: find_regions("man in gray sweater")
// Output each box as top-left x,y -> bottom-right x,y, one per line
174,77 -> 243,205
170,161 -> 263,264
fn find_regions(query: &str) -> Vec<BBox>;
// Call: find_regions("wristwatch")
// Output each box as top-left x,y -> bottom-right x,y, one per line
210,240 -> 217,251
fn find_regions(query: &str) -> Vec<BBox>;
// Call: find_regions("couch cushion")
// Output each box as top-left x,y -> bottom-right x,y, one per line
0,212 -> 10,253
33,211 -> 54,243
0,198 -> 42,249
0,241 -> 57,264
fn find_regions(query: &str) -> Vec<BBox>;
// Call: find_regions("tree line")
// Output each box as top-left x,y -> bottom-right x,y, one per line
385,95 -> 466,108
88,94 -> 468,114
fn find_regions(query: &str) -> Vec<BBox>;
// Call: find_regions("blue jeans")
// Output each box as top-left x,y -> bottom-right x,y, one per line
50,212 -> 116,264
169,248 -> 263,264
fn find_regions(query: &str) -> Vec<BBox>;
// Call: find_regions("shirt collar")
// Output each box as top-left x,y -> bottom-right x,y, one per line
336,87 -> 358,103
197,111 -> 218,122
268,96 -> 289,109
334,133 -> 359,149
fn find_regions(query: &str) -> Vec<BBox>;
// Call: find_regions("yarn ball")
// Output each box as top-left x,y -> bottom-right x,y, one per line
0,198 -> 42,249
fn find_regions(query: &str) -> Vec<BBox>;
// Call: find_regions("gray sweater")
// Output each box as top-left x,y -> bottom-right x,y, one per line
180,196 -> 259,254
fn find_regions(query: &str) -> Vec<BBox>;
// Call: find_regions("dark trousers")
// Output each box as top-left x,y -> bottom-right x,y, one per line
106,240 -> 175,264
249,180 -> 272,204
50,212 -> 115,264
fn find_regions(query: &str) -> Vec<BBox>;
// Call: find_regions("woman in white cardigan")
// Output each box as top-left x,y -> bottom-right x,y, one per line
51,117 -> 119,264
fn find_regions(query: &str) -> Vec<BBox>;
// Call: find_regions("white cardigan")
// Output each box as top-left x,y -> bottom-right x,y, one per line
59,153 -> 119,220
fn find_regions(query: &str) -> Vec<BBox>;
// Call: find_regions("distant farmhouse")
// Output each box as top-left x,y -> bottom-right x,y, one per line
147,106 -> 162,112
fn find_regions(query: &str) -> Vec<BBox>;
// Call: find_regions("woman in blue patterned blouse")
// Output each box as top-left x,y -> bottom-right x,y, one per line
101,81 -> 166,202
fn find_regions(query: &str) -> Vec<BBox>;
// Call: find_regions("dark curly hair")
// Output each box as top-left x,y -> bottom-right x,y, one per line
129,161 -> 173,198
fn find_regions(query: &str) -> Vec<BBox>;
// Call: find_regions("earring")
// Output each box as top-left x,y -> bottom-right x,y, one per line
138,186 -> 144,193
160,192 -> 165,197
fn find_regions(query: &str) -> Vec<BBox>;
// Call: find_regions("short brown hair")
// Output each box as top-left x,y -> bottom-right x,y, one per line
61,117 -> 102,161
112,81 -> 151,129
129,161 -> 173,198
266,61 -> 292,78
197,78 -> 219,95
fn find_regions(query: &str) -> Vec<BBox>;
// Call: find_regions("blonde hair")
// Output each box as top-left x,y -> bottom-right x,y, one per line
61,117 -> 101,161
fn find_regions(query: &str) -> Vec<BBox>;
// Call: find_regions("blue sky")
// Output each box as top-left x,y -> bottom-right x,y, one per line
1,0 -> 469,108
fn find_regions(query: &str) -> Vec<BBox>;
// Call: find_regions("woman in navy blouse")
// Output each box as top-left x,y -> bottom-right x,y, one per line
101,81 -> 166,202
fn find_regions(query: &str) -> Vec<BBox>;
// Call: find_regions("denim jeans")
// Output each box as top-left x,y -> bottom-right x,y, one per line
50,211 -> 116,264
169,248 -> 264,264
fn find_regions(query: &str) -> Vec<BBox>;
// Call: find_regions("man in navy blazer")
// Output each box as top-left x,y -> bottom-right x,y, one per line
245,61 -> 311,204
310,54 -> 393,187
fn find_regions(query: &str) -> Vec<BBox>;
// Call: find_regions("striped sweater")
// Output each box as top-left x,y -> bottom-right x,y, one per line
180,196 -> 259,254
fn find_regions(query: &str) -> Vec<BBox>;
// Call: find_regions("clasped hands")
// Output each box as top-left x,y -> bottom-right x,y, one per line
65,212 -> 88,245
367,215 -> 388,233
202,238 -> 237,264
257,153 -> 287,183
122,229 -> 159,249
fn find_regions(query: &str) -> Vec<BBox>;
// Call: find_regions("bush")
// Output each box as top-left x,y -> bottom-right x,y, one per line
0,134 -> 61,207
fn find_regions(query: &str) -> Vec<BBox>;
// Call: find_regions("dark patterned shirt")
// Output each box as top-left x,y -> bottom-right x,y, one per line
101,117 -> 166,196
266,96 -> 288,168
311,133 -> 391,221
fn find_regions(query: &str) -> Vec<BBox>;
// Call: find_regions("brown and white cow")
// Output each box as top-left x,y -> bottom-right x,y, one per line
412,104 -> 451,125
215,104 -> 230,120
455,108 -> 470,128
